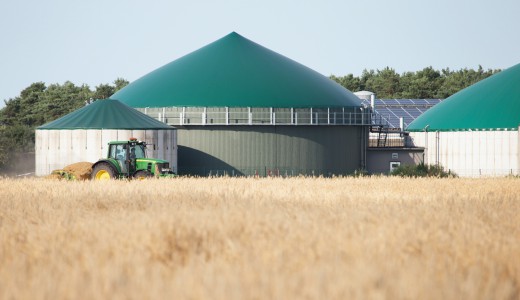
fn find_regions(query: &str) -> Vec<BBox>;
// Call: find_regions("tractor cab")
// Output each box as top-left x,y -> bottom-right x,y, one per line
108,140 -> 146,174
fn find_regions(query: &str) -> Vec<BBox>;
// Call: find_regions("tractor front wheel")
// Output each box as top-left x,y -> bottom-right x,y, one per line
91,163 -> 117,180
133,170 -> 153,180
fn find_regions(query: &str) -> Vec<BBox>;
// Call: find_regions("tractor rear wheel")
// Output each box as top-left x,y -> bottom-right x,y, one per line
133,170 -> 153,180
91,163 -> 117,180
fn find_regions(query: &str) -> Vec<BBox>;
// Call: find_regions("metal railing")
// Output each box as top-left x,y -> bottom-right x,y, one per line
137,107 -> 390,127
368,132 -> 414,148
370,110 -> 393,128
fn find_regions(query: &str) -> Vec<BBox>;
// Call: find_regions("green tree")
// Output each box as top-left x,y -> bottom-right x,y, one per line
42,81 -> 89,123
365,67 -> 401,98
435,66 -> 498,98
0,141 -> 7,169
400,67 -> 442,98
114,78 -> 129,92
11,82 -> 46,126
93,84 -> 115,99
330,74 -> 361,92
359,69 -> 375,91
0,97 -> 22,126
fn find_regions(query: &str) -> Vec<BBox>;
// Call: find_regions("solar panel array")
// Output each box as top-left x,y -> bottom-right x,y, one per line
361,99 -> 442,129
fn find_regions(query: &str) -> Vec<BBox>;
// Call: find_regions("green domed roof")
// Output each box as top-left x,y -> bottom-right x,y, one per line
111,32 -> 361,108
37,99 -> 173,130
407,63 -> 520,131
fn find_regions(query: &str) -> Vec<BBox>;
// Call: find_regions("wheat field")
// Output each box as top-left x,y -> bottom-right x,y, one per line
0,177 -> 519,299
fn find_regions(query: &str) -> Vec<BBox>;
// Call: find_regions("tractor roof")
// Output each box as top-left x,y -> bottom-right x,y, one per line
108,140 -> 146,145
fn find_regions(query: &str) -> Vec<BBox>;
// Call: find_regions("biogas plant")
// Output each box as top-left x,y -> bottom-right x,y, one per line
36,32 -> 520,177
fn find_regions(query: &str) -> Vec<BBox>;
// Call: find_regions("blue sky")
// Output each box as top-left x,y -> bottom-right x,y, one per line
1,0 -> 519,107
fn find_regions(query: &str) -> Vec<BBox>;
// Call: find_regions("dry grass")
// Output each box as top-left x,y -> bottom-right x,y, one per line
0,177 -> 519,299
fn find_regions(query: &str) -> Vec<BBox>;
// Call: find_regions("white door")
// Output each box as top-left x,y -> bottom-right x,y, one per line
390,161 -> 401,172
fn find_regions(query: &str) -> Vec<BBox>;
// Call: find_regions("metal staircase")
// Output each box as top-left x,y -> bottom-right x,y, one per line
377,127 -> 388,147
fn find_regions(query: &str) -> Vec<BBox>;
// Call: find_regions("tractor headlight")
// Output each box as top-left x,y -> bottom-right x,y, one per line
161,168 -> 171,173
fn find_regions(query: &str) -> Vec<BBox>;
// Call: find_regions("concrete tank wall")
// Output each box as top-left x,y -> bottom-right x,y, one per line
35,129 -> 177,176
176,125 -> 365,176
409,130 -> 519,177
367,148 -> 424,174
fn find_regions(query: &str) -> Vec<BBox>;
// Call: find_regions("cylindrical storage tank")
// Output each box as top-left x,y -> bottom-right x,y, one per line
35,99 -> 176,176
175,125 -> 363,176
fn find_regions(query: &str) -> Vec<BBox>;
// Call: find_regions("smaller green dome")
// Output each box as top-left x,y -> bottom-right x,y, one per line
37,99 -> 173,130
407,63 -> 520,131
112,32 -> 361,108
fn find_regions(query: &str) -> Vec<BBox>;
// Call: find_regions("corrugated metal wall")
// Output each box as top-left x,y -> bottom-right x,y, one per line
177,125 -> 364,176
35,129 -> 177,176
409,129 -> 519,177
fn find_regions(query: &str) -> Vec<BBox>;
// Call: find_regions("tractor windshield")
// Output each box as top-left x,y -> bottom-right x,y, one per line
130,144 -> 146,159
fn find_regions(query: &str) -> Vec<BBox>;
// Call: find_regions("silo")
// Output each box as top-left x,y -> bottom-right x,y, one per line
35,99 -> 177,176
407,63 -> 520,177
354,91 -> 376,101
112,32 -> 379,176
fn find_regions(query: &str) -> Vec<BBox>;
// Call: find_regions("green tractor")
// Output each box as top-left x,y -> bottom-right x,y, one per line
91,138 -> 175,180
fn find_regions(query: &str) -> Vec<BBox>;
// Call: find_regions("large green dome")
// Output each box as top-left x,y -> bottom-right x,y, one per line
407,63 -> 520,131
111,32 -> 361,108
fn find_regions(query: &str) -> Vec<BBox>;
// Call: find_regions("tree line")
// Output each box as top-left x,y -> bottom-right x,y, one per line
330,65 -> 499,99
0,66 -> 500,173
